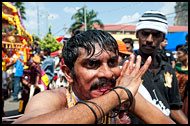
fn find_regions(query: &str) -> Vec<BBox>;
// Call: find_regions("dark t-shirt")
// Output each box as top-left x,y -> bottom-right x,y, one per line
120,50 -> 183,124
157,48 -> 175,64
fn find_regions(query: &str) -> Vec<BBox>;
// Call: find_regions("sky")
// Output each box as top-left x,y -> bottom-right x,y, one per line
22,2 -> 177,39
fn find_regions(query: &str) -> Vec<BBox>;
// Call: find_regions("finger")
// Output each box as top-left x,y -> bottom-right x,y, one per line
120,60 -> 129,76
131,55 -> 141,75
137,56 -> 152,78
125,54 -> 135,74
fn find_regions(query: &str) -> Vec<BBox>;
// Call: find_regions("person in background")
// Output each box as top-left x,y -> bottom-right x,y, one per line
185,33 -> 188,45
2,65 -> 10,117
39,50 -> 45,66
116,39 -> 132,62
122,38 -> 134,53
120,10 -> 187,124
54,50 -> 67,88
41,47 -> 55,88
19,62 -> 32,114
19,55 -> 43,114
54,50 -> 62,76
158,38 -> 176,68
175,44 -> 188,118
32,41 -> 41,56
10,51 -> 24,102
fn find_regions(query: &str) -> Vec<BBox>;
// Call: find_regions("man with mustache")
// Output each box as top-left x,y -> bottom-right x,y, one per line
14,30 -> 175,124
121,10 -> 187,124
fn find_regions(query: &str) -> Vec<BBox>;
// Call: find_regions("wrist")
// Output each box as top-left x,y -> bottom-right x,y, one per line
114,88 -> 129,103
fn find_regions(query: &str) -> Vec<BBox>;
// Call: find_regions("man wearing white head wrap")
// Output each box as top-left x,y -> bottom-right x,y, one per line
121,10 -> 187,124
136,10 -> 168,35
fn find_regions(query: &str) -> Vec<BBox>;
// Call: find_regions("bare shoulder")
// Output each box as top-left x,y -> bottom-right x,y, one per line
13,87 -> 67,124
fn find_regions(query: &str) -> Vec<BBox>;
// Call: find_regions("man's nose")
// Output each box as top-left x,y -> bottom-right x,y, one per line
146,34 -> 154,42
98,64 -> 113,79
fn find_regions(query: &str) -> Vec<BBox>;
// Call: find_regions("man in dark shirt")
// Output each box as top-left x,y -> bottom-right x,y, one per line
157,38 -> 176,68
120,10 -> 187,124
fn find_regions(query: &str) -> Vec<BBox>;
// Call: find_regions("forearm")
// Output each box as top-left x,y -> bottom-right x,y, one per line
35,76 -> 40,86
171,109 -> 188,124
171,61 -> 175,68
6,62 -> 16,69
14,89 -> 127,124
22,79 -> 28,86
130,93 -> 175,124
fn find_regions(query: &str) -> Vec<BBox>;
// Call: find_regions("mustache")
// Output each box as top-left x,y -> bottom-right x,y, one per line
90,78 -> 116,91
142,44 -> 156,49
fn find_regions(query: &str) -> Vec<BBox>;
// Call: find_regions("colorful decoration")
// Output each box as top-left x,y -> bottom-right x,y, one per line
2,2 -> 33,43
2,2 -> 33,67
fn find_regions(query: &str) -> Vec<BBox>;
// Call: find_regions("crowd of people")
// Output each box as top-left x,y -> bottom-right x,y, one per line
2,43 -> 66,115
2,10 -> 188,124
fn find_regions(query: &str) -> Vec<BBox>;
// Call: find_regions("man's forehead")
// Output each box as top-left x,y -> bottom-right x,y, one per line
78,44 -> 117,60
141,29 -> 161,33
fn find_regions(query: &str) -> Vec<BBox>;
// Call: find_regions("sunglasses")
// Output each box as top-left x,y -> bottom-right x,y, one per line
139,30 -> 164,39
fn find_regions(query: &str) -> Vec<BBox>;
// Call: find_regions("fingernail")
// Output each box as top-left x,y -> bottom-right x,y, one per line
137,55 -> 141,59
125,60 -> 129,63
148,56 -> 152,61
130,53 -> 134,57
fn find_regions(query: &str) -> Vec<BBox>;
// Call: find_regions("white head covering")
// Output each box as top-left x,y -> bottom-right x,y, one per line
136,10 -> 168,35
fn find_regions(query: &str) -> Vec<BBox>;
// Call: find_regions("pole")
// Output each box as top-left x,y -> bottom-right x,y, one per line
37,5 -> 40,36
84,5 -> 87,31
47,12 -> 49,33
64,24 -> 66,35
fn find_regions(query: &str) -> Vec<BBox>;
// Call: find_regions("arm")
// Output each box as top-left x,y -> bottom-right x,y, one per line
131,93 -> 175,124
13,87 -> 130,124
171,61 -> 175,68
34,75 -> 40,87
170,109 -> 188,124
6,61 -> 16,70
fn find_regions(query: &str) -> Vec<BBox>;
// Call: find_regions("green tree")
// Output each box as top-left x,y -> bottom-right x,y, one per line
32,25 -> 62,53
69,7 -> 104,32
12,2 -> 26,20
32,33 -> 41,42
48,24 -> 52,35
39,33 -> 62,53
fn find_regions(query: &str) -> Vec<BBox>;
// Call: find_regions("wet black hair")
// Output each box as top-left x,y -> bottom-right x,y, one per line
62,30 -> 119,71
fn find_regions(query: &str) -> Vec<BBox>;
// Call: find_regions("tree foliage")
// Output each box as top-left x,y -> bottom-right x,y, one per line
69,7 -> 104,32
12,2 -> 26,20
32,33 -> 62,53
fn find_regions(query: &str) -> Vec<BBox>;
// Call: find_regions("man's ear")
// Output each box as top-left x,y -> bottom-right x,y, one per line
161,35 -> 165,42
61,64 -> 74,84
136,31 -> 139,38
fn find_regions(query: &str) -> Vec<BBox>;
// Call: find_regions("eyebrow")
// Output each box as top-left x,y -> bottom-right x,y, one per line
82,55 -> 118,62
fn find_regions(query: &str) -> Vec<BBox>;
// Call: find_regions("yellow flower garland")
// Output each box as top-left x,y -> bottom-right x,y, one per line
66,83 -> 112,124
2,2 -> 33,43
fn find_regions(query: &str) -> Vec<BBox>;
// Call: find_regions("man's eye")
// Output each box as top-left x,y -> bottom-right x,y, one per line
86,60 -> 99,69
142,31 -> 150,36
108,59 -> 118,67
153,33 -> 162,38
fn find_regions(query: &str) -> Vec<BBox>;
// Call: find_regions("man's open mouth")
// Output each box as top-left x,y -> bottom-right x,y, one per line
96,84 -> 114,92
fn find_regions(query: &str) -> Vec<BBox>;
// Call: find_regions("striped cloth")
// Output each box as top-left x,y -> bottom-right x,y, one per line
136,10 -> 168,35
